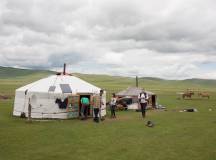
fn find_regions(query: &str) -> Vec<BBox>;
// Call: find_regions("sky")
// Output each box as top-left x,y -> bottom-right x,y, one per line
0,0 -> 216,79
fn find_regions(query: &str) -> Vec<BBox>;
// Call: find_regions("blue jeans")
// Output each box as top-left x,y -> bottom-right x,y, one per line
93,108 -> 100,122
81,104 -> 88,119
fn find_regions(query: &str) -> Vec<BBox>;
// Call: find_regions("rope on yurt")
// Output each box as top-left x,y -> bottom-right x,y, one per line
14,109 -> 68,115
29,111 -> 68,114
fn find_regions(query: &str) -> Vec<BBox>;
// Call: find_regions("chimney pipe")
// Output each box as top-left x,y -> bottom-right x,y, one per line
63,63 -> 66,75
136,76 -> 138,87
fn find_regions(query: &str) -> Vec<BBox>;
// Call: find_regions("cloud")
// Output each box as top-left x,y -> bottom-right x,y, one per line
96,52 -> 123,66
47,52 -> 86,68
0,0 -> 216,79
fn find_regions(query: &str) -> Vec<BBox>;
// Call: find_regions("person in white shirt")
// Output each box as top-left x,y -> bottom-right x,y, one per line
110,93 -> 117,118
99,89 -> 105,121
138,90 -> 149,118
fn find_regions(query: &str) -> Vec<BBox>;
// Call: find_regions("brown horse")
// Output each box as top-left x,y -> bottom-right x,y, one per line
198,92 -> 210,99
182,91 -> 194,99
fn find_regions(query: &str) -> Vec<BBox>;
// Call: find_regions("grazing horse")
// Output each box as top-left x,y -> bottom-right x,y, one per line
198,92 -> 210,99
182,91 -> 194,99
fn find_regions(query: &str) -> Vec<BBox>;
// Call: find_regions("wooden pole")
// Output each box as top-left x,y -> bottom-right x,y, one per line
136,76 -> 138,87
27,98 -> 32,122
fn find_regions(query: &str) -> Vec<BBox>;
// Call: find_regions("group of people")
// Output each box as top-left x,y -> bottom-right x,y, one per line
109,90 -> 149,118
80,89 -> 149,123
80,90 -> 104,123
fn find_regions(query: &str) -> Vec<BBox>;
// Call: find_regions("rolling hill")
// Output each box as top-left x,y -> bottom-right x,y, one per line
0,66 -> 216,95
0,66 -> 54,78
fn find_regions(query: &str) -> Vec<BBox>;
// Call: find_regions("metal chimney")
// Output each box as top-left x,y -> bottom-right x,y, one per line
63,63 -> 66,75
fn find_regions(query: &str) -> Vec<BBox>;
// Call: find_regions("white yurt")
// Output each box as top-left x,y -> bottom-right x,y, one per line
13,72 -> 106,119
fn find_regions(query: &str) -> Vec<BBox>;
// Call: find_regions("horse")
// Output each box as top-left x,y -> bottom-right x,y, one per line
182,91 -> 194,99
198,92 -> 210,99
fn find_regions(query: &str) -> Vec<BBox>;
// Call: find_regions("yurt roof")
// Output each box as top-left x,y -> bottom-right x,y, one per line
16,75 -> 101,94
116,87 -> 155,96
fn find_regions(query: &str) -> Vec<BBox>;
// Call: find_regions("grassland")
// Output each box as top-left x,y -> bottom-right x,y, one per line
0,66 -> 216,160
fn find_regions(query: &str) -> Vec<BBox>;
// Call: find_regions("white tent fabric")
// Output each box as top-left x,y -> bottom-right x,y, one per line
13,75 -> 106,119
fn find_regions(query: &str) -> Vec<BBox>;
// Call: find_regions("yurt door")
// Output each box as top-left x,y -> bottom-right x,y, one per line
67,95 -> 79,119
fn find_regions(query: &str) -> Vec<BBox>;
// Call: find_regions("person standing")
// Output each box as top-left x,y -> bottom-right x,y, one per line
80,96 -> 90,120
92,95 -> 100,123
99,90 -> 104,121
110,93 -> 117,118
138,90 -> 149,118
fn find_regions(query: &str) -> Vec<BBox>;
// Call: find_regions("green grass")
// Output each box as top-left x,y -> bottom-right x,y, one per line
0,67 -> 216,160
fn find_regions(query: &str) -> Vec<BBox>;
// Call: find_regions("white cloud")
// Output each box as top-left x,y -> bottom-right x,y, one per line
0,0 -> 216,79
97,52 -> 123,65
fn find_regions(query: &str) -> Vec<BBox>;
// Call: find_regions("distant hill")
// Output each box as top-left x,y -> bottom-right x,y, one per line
74,73 -> 216,91
140,77 -> 165,81
0,66 -> 54,79
0,66 -> 216,92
